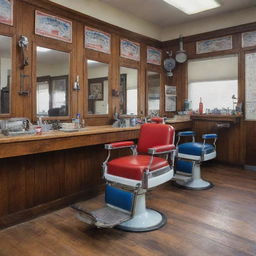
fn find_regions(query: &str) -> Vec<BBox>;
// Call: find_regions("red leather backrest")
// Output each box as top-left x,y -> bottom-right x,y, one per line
137,123 -> 175,154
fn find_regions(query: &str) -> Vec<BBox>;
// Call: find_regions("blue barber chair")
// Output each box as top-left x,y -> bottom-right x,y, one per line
173,131 -> 218,190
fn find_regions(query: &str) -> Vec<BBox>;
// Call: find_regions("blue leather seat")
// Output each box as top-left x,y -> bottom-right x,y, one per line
178,142 -> 215,156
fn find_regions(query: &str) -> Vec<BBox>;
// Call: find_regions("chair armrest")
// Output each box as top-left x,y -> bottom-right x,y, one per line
151,117 -> 164,124
178,131 -> 196,137
105,141 -> 135,150
202,134 -> 218,140
148,144 -> 176,155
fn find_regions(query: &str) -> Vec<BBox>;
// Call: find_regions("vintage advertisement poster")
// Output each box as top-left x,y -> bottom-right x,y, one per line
120,39 -> 140,61
35,10 -> 72,43
0,0 -> 13,26
147,46 -> 162,65
165,85 -> 176,112
85,26 -> 111,54
242,31 -> 256,48
196,36 -> 232,54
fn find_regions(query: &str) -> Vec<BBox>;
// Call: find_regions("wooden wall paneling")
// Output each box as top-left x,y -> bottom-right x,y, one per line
18,2 -> 34,119
245,121 -> 256,165
139,43 -> 147,116
7,156 -> 26,214
110,34 -> 120,116
76,22 -> 85,119
0,159 -> 9,217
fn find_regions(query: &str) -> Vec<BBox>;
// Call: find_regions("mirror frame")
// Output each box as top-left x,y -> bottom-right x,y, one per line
119,64 -> 139,116
146,69 -> 162,116
85,58 -> 111,117
33,43 -> 72,121
0,33 -> 14,118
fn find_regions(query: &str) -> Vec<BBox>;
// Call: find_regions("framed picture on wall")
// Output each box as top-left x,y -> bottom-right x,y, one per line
85,26 -> 111,54
35,10 -> 72,43
242,31 -> 256,48
147,46 -> 162,65
0,0 -> 13,26
120,39 -> 140,61
88,80 -> 104,100
196,36 -> 232,54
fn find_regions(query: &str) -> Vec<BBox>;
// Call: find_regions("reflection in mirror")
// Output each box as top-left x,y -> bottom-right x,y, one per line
36,47 -> 69,117
120,66 -> 138,115
87,60 -> 109,115
147,71 -> 160,115
0,35 -> 11,114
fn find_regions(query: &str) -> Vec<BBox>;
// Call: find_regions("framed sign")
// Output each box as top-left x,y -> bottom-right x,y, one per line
35,10 -> 72,43
147,46 -> 162,65
245,52 -> 256,120
88,80 -> 104,100
85,26 -> 111,54
120,39 -> 140,61
242,31 -> 256,48
196,36 -> 232,54
0,0 -> 13,26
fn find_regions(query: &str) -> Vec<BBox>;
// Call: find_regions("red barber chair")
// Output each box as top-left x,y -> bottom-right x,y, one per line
73,123 -> 175,232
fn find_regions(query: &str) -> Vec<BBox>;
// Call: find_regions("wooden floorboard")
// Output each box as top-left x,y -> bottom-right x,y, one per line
0,163 -> 256,256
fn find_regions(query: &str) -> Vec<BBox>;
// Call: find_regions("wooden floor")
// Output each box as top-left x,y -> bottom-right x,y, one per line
0,163 -> 256,256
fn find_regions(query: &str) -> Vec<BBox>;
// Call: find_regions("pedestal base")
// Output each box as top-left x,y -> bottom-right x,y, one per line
116,209 -> 166,232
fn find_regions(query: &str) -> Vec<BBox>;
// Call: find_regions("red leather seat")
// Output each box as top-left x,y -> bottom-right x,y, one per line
108,155 -> 169,181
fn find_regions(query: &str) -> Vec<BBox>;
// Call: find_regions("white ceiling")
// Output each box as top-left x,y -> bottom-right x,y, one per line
100,0 -> 256,28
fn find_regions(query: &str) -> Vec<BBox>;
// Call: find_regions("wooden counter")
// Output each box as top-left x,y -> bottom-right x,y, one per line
0,121 -> 192,159
190,114 -> 242,123
0,121 -> 191,228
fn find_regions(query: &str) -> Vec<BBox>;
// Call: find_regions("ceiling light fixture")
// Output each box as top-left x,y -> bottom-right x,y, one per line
163,0 -> 220,15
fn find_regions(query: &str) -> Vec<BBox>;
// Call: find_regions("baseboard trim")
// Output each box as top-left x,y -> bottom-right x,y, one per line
0,185 -> 104,230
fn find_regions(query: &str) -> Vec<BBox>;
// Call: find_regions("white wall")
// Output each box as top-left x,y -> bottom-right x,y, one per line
161,6 -> 256,41
50,0 -> 160,40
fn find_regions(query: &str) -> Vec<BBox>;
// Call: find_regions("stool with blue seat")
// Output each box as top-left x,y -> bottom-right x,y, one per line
72,122 -> 176,232
174,131 -> 218,190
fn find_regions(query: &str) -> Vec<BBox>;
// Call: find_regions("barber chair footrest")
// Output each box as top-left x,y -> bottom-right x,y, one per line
175,178 -> 213,190
72,205 -> 131,228
173,173 -> 192,183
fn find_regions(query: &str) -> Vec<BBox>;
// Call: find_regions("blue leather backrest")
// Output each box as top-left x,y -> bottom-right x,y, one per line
178,131 -> 196,137
202,134 -> 218,140
105,185 -> 134,212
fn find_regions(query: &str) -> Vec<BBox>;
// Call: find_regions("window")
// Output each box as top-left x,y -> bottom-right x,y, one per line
188,55 -> 238,112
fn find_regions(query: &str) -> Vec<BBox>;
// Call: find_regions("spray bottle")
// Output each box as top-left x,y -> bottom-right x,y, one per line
199,97 -> 203,115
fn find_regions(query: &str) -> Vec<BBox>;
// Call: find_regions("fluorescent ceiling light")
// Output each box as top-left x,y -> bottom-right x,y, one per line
163,0 -> 220,15
37,47 -> 51,52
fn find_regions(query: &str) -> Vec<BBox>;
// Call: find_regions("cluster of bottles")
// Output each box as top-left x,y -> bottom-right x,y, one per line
72,113 -> 85,129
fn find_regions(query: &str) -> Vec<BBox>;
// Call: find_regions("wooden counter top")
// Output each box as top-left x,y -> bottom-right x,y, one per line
190,114 -> 242,123
0,121 -> 192,159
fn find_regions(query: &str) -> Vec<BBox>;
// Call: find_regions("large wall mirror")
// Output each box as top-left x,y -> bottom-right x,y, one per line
36,46 -> 69,117
120,66 -> 138,115
87,60 -> 109,115
0,35 -> 12,114
147,71 -> 160,115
